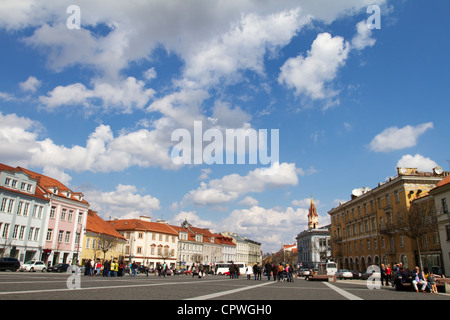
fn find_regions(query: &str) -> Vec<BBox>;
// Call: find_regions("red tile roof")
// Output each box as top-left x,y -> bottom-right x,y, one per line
17,166 -> 89,205
86,210 -> 126,240
108,219 -> 178,236
436,175 -> 450,188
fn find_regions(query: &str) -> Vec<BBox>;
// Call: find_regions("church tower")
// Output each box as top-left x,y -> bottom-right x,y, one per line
308,195 -> 318,229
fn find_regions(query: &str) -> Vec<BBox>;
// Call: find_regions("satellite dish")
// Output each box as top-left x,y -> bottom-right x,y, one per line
352,188 -> 363,197
434,166 -> 443,175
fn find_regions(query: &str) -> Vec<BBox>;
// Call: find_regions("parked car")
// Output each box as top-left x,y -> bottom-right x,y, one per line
335,269 -> 353,279
298,269 -> 310,277
47,263 -> 70,272
361,267 -> 381,280
19,260 -> 47,272
0,257 -> 20,272
351,270 -> 362,279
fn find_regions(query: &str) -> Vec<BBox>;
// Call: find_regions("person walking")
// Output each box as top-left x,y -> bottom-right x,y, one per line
246,265 -> 253,280
265,262 -> 272,281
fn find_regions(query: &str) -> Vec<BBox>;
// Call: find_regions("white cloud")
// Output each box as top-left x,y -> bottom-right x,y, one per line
351,20 -> 376,51
238,196 -> 259,207
370,122 -> 434,152
278,32 -> 350,103
39,77 -> 155,113
84,184 -> 160,220
291,197 -> 319,208
182,162 -> 299,206
397,154 -> 438,172
19,76 -> 41,93
221,205 -> 309,252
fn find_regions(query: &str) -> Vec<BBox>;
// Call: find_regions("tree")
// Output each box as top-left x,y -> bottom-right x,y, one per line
392,196 -> 437,271
97,234 -> 119,262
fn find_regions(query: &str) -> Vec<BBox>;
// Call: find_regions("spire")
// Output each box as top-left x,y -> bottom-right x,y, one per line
308,194 -> 318,229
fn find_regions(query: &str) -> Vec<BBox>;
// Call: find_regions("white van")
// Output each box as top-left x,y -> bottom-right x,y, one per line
326,262 -> 337,275
215,262 -> 246,275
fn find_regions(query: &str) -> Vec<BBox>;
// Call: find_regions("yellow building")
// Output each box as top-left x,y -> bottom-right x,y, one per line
328,167 -> 447,272
81,210 -> 127,264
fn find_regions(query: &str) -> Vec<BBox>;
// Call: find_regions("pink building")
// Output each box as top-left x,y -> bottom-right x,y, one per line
18,167 -> 89,266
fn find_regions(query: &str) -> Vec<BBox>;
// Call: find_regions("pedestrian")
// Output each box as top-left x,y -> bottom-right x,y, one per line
265,262 -> 272,281
253,263 -> 258,280
277,264 -> 284,282
381,264 -> 387,286
90,259 -> 95,276
110,259 -> 116,277
131,261 -> 137,277
257,264 -> 262,280
386,264 -> 391,286
246,265 -> 253,280
272,264 -> 278,281
103,260 -> 110,277
411,266 -> 428,292
95,259 -> 101,276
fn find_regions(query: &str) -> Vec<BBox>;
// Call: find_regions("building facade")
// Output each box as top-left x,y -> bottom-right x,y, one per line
328,167 -> 447,272
81,210 -> 127,263
429,175 -> 450,277
296,197 -> 331,270
108,216 -> 179,269
0,164 -> 50,262
221,231 -> 262,265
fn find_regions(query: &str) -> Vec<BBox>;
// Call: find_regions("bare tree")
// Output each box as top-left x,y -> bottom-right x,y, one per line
392,198 -> 437,271
97,234 -> 118,262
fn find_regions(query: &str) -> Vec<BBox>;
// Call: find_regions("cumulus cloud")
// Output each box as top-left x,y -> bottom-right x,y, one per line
369,122 -> 434,152
278,32 -> 350,103
397,154 -> 438,172
84,184 -> 160,220
182,162 -> 299,206
351,20 -> 376,50
19,76 -> 41,93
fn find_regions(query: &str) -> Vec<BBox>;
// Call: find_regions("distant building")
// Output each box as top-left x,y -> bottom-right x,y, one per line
81,210 -> 126,263
296,196 -> 331,270
220,232 -> 262,265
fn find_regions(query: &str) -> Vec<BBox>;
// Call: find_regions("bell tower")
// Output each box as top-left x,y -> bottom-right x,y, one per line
308,195 -> 318,229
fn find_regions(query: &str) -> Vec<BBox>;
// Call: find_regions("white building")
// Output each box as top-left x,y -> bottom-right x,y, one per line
296,197 -> 331,270
0,164 -> 50,262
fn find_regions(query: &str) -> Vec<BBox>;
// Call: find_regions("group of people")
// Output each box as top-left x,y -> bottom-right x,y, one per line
394,263 -> 442,293
83,258 -> 140,277
245,263 -> 263,280
264,262 -> 294,282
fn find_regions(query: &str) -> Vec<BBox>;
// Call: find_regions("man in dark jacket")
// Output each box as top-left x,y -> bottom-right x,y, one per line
265,262 -> 272,281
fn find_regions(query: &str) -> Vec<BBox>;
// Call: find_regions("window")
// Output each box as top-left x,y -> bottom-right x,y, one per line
7,199 -> 14,213
61,209 -> 66,220
46,229 -> 53,241
50,206 -> 56,218
34,228 -> 40,241
65,231 -> 71,243
28,227 -> 34,240
4,177 -> 11,186
12,225 -> 19,238
1,198 -> 7,212
23,203 -> 29,216
78,212 -> 83,224
396,191 -> 400,203
442,198 -> 448,214
58,230 -> 64,243
446,225 -> 450,241
68,210 -> 73,222
19,226 -> 25,240
17,201 -> 23,215
2,224 -> 9,238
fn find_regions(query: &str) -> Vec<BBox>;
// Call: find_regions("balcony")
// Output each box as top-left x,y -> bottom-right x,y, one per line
379,223 -> 395,234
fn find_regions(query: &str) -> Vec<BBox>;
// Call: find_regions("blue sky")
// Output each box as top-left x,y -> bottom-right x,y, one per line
0,1 -> 449,252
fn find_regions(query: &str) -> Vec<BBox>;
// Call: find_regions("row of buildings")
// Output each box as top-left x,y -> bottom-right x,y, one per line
0,163 -> 262,269
293,166 -> 450,278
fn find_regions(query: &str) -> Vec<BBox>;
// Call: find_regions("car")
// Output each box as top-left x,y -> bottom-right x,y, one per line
47,263 -> 70,272
351,270 -> 362,279
0,257 -> 20,272
297,269 -> 311,277
19,260 -> 47,272
335,269 -> 353,279
361,266 -> 381,280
